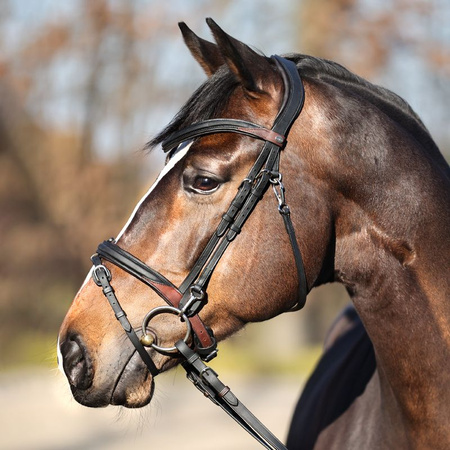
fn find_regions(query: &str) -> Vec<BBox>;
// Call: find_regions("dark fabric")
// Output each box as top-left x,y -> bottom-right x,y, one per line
286,306 -> 376,450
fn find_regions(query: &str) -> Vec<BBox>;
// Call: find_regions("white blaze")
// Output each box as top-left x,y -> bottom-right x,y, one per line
116,142 -> 192,242
57,142 -> 192,370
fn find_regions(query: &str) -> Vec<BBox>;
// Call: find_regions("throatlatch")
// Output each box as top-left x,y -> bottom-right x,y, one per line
91,55 -> 306,450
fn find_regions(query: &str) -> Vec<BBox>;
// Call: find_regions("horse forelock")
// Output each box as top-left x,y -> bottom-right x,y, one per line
147,65 -> 239,151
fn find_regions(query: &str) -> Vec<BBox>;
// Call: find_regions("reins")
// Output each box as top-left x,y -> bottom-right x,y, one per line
91,55 -> 306,449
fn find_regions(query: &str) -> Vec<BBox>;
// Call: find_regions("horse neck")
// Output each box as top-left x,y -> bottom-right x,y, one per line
329,126 -> 450,438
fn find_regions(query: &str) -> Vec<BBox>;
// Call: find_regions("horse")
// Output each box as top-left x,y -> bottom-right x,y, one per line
58,18 -> 450,449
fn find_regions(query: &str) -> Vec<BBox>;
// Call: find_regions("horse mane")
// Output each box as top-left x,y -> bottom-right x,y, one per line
289,54 -> 443,158
148,53 -> 443,165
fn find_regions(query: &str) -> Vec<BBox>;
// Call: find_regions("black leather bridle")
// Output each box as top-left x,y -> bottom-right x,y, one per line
91,55 -> 307,449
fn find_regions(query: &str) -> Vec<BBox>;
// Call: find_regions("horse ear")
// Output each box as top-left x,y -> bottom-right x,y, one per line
206,18 -> 277,95
179,22 -> 224,77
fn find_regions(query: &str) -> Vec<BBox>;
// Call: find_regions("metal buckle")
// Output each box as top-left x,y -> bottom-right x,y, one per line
179,285 -> 205,316
270,173 -> 287,211
92,264 -> 112,286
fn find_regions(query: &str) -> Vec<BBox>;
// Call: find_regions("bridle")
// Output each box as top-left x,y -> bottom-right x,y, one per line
91,55 -> 306,449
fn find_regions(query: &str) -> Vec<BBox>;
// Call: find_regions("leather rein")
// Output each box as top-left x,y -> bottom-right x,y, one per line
91,55 -> 306,449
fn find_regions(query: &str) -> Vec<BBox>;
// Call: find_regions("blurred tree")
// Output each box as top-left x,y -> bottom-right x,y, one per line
0,0 -> 222,366
0,1 -> 187,365
0,0 -> 448,366
297,0 -> 450,150
298,0 -> 450,77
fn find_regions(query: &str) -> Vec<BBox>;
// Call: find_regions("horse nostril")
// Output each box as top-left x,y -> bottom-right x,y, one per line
60,335 -> 93,390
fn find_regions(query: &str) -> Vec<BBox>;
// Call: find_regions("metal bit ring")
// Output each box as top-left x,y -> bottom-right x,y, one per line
141,306 -> 192,354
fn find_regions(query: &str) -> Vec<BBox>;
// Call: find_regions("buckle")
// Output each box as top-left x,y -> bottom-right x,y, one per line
195,327 -> 218,362
179,285 -> 206,317
92,264 -> 112,286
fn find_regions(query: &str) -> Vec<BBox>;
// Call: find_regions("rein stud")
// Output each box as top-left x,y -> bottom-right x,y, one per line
140,334 -> 155,347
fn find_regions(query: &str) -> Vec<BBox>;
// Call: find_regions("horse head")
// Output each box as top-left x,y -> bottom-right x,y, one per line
58,19 -> 334,408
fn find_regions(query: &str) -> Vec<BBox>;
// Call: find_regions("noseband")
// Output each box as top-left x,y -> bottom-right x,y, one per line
91,55 -> 306,449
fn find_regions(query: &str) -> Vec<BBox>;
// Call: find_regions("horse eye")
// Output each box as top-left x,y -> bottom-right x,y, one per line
192,176 -> 220,193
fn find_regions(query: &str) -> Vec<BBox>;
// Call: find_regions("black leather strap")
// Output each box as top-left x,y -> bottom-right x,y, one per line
162,119 -> 285,153
279,206 -> 307,310
91,254 -> 159,377
177,56 -> 307,311
97,240 -> 175,288
191,155 -> 280,294
178,132 -> 279,294
271,55 -> 305,136
95,240 -> 216,353
176,340 -> 287,450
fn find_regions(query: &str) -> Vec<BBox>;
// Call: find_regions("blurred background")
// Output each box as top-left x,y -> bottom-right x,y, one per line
1,1 -> 449,449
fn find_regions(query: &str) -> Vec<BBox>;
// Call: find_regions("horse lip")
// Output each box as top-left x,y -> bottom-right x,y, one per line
71,387 -> 109,408
110,351 -> 155,407
67,350 -> 155,408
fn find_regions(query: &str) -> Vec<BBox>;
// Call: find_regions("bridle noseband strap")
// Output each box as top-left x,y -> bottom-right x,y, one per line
95,240 -> 216,353
96,240 -> 181,306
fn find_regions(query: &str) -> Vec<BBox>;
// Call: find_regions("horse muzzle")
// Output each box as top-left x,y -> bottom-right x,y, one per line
59,333 -> 94,392
58,329 -> 155,408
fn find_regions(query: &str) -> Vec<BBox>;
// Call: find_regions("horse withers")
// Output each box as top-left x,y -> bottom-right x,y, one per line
58,19 -> 450,449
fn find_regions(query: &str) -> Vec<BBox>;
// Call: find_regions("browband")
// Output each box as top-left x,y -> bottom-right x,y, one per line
162,119 -> 285,153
